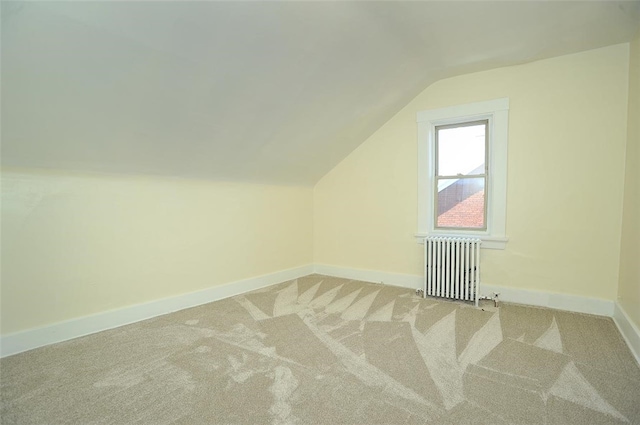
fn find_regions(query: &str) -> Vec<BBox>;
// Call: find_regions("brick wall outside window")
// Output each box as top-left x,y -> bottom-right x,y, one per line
437,191 -> 485,228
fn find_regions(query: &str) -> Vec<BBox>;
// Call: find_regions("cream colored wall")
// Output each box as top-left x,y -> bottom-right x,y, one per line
1,44 -> 634,337
618,32 -> 640,327
314,44 -> 630,301
0,170 -> 313,334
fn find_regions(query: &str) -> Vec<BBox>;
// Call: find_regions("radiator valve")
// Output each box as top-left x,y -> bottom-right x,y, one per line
479,293 -> 501,308
416,288 -> 424,297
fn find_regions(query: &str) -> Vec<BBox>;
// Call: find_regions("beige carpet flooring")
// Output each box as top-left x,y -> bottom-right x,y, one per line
1,274 -> 639,424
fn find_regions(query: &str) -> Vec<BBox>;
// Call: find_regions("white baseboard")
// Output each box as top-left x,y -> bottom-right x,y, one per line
0,265 -> 314,358
0,263 -> 626,360
314,264 -> 614,317
313,264 -> 423,290
480,283 -> 615,317
612,302 -> 640,366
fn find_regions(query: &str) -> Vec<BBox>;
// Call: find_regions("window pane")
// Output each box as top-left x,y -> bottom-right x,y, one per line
436,177 -> 485,229
437,122 -> 486,176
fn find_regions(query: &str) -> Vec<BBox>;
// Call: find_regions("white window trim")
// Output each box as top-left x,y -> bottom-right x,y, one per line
416,98 -> 509,250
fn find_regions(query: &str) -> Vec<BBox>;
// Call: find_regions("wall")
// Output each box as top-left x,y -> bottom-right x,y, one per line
1,170 -> 313,334
618,31 -> 640,327
314,44 -> 630,301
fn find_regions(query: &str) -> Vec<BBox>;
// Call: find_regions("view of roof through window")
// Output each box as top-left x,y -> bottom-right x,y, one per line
436,122 -> 487,229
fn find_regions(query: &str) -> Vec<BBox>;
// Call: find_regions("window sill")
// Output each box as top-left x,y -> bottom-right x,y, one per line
414,233 -> 508,250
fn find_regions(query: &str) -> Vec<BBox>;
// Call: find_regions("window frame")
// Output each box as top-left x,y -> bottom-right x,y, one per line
416,98 -> 509,249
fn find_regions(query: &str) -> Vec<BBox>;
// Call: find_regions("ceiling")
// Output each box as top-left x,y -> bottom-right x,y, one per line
2,1 -> 639,185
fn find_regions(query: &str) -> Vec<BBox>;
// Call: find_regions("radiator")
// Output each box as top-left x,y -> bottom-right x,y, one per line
423,237 -> 481,306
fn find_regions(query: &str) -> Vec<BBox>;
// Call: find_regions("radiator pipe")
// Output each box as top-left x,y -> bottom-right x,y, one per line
478,293 -> 500,307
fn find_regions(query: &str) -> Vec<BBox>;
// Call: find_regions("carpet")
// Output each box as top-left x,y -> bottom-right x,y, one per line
1,274 -> 639,424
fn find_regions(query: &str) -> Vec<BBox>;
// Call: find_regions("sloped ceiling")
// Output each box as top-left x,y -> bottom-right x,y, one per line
2,1 -> 639,185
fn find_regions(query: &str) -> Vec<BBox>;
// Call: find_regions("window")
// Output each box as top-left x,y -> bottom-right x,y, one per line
416,98 -> 509,249
435,120 -> 488,230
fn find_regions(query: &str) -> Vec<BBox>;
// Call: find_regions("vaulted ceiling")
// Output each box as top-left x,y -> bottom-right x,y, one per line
2,1 -> 639,185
